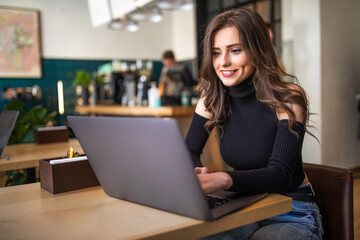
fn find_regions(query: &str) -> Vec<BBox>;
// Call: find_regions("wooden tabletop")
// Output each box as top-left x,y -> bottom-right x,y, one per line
0,139 -> 84,172
0,183 -> 292,240
75,105 -> 196,117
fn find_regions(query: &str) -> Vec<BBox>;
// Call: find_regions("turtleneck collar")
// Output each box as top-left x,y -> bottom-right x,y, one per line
228,74 -> 255,98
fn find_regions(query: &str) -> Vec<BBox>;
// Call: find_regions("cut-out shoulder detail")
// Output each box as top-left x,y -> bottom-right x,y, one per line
195,97 -> 212,119
277,103 -> 304,123
276,83 -> 306,124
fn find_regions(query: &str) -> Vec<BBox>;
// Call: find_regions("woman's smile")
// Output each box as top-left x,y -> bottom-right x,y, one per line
221,70 -> 238,77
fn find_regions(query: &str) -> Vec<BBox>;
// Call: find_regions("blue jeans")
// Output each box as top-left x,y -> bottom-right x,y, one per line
200,184 -> 324,240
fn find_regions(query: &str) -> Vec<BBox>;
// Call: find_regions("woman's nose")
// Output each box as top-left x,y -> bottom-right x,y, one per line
220,53 -> 231,67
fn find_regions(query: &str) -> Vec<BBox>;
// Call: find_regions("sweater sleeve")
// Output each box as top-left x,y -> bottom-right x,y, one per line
185,112 -> 210,167
225,120 -> 305,194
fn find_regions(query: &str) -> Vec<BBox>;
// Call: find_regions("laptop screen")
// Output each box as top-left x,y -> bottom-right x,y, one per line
0,110 -> 19,157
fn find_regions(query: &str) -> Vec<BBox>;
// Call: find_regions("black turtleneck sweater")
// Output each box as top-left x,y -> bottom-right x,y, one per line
185,77 -> 305,194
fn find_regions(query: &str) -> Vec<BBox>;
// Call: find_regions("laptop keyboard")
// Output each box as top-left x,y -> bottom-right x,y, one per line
206,195 -> 231,209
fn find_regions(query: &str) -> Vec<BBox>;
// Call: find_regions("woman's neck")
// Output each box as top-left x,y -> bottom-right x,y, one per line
228,74 -> 255,98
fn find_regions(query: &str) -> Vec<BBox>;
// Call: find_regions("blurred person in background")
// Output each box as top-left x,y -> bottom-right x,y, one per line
158,50 -> 182,105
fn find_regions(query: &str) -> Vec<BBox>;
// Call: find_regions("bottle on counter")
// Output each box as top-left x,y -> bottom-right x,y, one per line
137,75 -> 148,106
147,82 -> 161,108
124,74 -> 136,107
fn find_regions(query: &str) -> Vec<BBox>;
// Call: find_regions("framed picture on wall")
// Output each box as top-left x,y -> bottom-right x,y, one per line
0,6 -> 42,78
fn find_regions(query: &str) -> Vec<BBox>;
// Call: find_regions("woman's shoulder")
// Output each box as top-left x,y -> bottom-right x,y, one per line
277,82 -> 307,123
195,96 -> 212,119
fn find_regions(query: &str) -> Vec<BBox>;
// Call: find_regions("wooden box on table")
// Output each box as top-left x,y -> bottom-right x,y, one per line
39,156 -> 100,194
34,126 -> 69,144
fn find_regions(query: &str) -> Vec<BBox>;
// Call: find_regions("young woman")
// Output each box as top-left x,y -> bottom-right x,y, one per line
185,8 -> 323,240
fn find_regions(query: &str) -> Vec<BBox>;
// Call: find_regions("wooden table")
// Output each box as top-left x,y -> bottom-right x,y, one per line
75,105 -> 196,117
0,138 -> 84,172
0,183 -> 292,240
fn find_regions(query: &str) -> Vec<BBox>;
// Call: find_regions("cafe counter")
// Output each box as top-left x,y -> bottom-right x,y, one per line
74,105 -> 196,117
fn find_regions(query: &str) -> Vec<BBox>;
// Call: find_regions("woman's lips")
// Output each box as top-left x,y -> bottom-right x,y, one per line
221,70 -> 237,77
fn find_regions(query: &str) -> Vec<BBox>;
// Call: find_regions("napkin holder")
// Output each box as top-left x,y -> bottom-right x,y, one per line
35,126 -> 69,144
39,156 -> 100,194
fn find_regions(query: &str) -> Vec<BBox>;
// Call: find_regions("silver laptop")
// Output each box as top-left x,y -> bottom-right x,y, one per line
0,110 -> 19,158
68,116 -> 267,221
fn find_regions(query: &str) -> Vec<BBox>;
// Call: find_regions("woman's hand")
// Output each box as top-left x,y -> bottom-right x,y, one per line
196,171 -> 233,194
194,167 -> 211,174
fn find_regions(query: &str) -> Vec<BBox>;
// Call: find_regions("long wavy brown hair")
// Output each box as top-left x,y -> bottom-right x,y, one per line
199,8 -> 312,137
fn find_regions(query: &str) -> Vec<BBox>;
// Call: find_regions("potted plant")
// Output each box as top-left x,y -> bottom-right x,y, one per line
73,70 -> 91,87
73,70 -> 91,105
94,73 -> 106,102
3,100 -> 57,186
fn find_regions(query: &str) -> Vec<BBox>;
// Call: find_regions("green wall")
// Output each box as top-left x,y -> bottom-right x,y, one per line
0,58 -> 163,126
1,59 -> 109,125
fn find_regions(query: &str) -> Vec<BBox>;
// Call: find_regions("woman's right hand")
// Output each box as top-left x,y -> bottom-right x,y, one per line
194,167 -> 211,174
195,170 -> 233,194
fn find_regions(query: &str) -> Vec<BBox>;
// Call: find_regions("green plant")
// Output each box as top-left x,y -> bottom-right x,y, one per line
73,70 -> 91,87
3,101 -> 57,186
94,73 -> 106,87
4,101 -> 57,144
5,170 -> 27,186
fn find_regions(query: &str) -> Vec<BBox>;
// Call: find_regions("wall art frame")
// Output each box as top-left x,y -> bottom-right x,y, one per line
0,6 -> 42,78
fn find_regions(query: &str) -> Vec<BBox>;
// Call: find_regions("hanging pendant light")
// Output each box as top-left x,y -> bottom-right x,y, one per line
108,18 -> 124,30
126,21 -> 139,32
148,8 -> 163,22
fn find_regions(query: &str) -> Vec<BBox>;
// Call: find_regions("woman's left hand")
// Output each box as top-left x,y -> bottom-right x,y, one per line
196,172 -> 233,194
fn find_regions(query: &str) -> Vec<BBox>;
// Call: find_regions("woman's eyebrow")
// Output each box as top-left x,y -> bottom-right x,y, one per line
212,43 -> 242,50
227,43 -> 242,48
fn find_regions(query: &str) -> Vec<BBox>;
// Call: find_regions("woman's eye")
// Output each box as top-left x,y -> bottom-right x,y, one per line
212,51 -> 221,56
231,49 -> 242,54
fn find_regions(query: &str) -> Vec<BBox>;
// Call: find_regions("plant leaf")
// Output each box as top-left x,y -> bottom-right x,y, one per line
3,100 -> 25,111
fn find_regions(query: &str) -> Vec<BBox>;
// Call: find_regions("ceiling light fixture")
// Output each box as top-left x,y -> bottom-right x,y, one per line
130,12 -> 148,21
156,1 -> 174,10
108,18 -> 124,30
180,2 -> 194,11
126,21 -> 139,32
148,9 -> 163,22
104,0 -> 194,32
157,0 -> 194,11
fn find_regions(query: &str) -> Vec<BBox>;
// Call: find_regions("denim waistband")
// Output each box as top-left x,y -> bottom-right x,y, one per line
284,183 -> 316,202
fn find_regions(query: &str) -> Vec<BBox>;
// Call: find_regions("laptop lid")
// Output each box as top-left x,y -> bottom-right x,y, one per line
68,116 -> 266,221
0,110 -> 19,158
68,116 -> 213,220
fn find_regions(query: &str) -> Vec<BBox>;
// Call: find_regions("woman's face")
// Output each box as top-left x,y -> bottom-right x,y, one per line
212,26 -> 255,87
